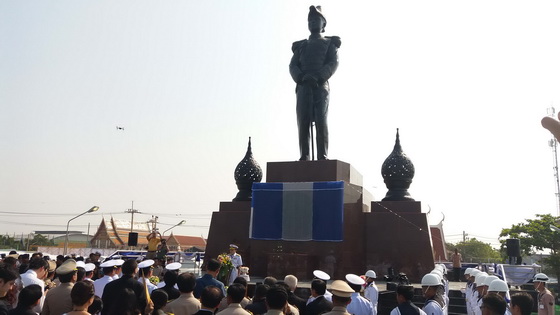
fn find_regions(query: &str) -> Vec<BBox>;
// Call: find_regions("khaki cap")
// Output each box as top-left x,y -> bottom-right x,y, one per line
56,259 -> 77,275
47,261 -> 56,273
330,280 -> 354,298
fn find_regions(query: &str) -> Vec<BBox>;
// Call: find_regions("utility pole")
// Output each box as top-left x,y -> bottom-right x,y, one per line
463,231 -> 468,242
147,216 -> 159,233
547,107 -> 560,216
126,201 -> 140,232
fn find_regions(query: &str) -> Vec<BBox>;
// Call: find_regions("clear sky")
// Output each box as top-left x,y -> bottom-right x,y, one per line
1,1 -> 560,249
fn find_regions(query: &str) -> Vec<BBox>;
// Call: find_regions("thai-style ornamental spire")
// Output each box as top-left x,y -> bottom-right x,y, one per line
381,129 -> 415,201
233,137 -> 263,201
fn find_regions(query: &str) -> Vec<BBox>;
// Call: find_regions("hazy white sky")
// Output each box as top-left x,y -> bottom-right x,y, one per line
1,1 -> 560,248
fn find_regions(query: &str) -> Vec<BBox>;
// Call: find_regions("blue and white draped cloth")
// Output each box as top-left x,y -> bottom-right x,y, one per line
250,181 -> 344,241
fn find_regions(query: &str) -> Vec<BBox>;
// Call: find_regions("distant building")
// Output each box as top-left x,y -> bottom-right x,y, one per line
166,232 -> 206,252
90,217 -> 150,249
430,223 -> 447,262
89,217 -> 206,251
52,234 -> 94,247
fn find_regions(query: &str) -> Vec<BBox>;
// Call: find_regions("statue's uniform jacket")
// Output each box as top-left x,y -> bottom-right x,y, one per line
289,35 -> 340,160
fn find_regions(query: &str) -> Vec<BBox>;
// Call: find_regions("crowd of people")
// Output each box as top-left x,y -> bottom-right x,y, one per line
0,247 -> 554,315
461,268 -> 549,315
0,247 -> 381,315
399,265 -> 545,315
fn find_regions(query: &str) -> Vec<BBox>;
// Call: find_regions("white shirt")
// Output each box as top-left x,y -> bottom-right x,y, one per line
20,269 -> 45,289
228,253 -> 243,285
94,275 -> 113,297
469,290 -> 479,315
308,291 -> 332,303
20,269 -> 45,313
443,294 -> 449,315
364,282 -> 379,315
307,292 -> 332,305
464,285 -> 471,315
324,290 -> 333,302
473,297 -> 482,315
230,253 -> 243,268
423,300 -> 444,315
346,292 -> 374,315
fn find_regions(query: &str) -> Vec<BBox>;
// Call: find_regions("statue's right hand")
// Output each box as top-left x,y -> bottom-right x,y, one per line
302,74 -> 318,88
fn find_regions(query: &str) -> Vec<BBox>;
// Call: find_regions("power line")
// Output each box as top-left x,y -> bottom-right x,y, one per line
0,211 -> 212,219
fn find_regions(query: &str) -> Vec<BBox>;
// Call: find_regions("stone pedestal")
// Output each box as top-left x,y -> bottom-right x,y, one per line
205,160 -> 369,280
365,201 -> 434,282
205,160 -> 433,282
205,201 -> 252,267
266,160 -> 363,186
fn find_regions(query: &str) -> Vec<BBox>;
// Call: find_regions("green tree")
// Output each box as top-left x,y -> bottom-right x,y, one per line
29,234 -> 54,247
0,234 -> 54,250
447,238 -> 501,263
0,235 -> 22,250
500,214 -> 560,281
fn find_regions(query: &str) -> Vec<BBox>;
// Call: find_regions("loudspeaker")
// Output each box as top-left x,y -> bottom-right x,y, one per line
128,232 -> 138,246
506,238 -> 521,257
386,282 -> 398,291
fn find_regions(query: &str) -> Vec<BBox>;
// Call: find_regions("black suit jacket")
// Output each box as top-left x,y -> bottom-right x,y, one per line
305,296 -> 332,315
0,301 -> 8,315
101,275 -> 147,315
245,299 -> 268,315
193,309 -> 215,315
7,307 -> 36,315
288,291 -> 308,315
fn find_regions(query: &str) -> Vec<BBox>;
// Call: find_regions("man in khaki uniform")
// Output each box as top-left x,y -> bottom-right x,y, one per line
42,259 -> 77,315
165,272 -> 201,315
321,280 -> 354,315
217,284 -> 251,315
451,249 -> 462,282
533,273 -> 554,315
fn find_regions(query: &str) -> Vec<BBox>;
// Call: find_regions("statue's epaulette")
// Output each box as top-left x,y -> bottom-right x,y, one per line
292,39 -> 306,53
325,36 -> 341,48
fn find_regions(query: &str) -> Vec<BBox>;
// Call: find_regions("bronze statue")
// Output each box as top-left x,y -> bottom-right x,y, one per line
289,5 -> 341,161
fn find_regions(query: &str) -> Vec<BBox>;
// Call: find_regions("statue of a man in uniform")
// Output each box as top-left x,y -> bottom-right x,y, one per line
290,5 -> 341,161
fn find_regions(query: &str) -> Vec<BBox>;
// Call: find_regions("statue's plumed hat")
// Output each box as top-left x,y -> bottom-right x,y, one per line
308,6 -> 327,26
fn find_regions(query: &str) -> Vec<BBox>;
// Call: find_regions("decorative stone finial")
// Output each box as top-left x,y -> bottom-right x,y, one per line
381,129 -> 415,201
233,137 -> 263,201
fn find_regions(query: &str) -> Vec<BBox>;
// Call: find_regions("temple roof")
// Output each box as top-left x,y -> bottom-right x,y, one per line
90,217 -> 205,249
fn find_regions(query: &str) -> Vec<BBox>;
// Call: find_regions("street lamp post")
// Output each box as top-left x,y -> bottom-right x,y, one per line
64,206 -> 99,255
162,220 -> 186,237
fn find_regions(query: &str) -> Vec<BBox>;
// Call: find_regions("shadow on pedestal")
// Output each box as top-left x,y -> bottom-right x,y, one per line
365,201 -> 434,282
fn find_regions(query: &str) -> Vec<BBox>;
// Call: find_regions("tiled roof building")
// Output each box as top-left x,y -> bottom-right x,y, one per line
166,233 -> 206,251
90,217 -> 205,251
430,221 -> 447,262
90,217 -> 151,248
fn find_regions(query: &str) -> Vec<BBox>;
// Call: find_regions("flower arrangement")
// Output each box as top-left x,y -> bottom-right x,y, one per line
149,276 -> 160,285
217,253 -> 233,284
